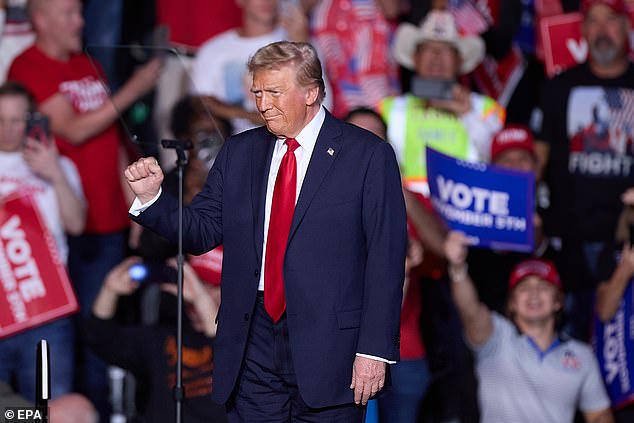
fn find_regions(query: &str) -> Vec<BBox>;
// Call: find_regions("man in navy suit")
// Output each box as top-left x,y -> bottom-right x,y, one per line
125,41 -> 407,421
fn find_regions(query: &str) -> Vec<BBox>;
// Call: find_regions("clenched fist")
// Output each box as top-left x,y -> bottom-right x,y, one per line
124,157 -> 164,204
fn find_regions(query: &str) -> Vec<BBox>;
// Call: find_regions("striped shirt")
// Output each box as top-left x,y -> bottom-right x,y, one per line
472,313 -> 610,423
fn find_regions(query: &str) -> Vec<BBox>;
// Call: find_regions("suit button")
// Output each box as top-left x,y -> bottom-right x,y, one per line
254,269 -> 260,277
244,313 -> 250,321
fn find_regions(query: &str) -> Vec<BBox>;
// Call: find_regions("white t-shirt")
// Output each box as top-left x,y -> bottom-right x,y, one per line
190,27 -> 288,134
0,152 -> 84,263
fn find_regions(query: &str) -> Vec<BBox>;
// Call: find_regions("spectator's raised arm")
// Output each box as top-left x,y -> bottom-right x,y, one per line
92,256 -> 143,319
444,230 -> 493,346
22,136 -> 86,234
39,58 -> 162,145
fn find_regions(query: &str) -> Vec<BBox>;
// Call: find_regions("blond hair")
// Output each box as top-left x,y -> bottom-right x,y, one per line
247,41 -> 326,104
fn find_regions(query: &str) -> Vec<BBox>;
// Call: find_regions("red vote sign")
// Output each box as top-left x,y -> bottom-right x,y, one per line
540,12 -> 586,78
541,9 -> 634,78
0,194 -> 78,339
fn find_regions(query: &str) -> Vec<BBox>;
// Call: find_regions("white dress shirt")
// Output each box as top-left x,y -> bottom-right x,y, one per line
258,106 -> 324,290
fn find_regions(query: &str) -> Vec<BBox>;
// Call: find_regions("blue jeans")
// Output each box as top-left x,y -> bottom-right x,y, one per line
69,231 -> 128,318
68,231 -> 128,421
377,359 -> 430,423
0,317 -> 75,401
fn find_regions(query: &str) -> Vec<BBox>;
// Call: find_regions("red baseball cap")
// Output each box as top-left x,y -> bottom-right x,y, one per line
490,125 -> 535,163
581,0 -> 628,15
508,258 -> 562,291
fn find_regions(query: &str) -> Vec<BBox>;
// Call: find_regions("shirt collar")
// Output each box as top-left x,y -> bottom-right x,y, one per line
512,321 -> 566,361
525,335 -> 562,361
275,106 -> 325,153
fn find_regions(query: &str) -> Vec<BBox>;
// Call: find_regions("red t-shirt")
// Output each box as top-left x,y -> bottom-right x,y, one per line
8,46 -> 130,234
400,273 -> 426,360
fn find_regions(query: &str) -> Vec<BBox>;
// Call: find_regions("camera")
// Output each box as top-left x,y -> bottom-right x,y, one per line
410,76 -> 455,101
25,112 -> 50,143
128,262 -> 177,284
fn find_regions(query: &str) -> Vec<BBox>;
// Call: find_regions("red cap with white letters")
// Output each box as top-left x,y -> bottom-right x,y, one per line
490,125 -> 535,164
508,258 -> 562,291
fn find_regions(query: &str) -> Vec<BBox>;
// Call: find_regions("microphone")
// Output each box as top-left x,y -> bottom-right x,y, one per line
161,139 -> 193,150
35,339 -> 50,421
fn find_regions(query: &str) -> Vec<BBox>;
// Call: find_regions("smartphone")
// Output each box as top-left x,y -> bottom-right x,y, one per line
128,262 -> 177,284
410,76 -> 455,101
629,223 -> 634,247
25,112 -> 50,144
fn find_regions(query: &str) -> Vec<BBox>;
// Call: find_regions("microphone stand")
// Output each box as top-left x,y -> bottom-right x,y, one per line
161,139 -> 193,423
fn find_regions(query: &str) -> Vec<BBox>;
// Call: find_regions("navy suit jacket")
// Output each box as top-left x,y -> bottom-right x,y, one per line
133,111 -> 407,408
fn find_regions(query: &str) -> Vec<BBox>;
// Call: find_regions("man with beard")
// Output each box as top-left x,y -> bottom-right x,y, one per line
534,0 -> 634,342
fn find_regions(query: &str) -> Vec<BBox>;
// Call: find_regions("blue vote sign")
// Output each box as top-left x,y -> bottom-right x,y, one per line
426,147 -> 535,252
594,281 -> 634,409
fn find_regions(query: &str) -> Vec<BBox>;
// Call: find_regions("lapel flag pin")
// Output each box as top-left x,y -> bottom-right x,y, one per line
327,148 -> 334,156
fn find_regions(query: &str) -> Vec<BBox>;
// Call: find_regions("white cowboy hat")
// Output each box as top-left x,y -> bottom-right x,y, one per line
392,10 -> 486,75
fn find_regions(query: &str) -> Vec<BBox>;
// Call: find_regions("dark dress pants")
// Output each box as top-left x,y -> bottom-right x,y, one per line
226,292 -> 365,422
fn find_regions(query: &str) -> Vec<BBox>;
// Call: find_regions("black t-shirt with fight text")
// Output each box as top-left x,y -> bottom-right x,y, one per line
537,62 -> 634,242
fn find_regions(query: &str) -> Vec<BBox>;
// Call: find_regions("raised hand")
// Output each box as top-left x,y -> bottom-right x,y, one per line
22,137 -> 64,183
444,230 -> 469,266
428,84 -> 472,116
125,57 -> 164,99
103,256 -> 143,296
124,156 -> 164,204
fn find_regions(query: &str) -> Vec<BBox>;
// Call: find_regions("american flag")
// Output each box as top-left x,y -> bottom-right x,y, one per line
354,26 -> 372,72
312,0 -> 378,29
351,0 -> 377,20
310,0 -> 332,30
604,88 -> 634,139
448,0 -> 490,35
339,82 -> 367,110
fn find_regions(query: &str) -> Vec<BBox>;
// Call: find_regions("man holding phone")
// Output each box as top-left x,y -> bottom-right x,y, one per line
381,9 -> 505,196
0,81 -> 86,401
378,9 -> 505,266
0,81 -> 85,247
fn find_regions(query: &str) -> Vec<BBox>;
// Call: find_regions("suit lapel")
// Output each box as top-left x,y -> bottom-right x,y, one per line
289,113 -> 342,240
252,130 -> 276,266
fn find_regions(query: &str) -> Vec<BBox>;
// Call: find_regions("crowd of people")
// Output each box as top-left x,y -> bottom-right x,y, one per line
1,0 -> 634,422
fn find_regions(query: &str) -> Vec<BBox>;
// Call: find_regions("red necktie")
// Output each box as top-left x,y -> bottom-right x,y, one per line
264,138 -> 300,323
